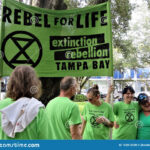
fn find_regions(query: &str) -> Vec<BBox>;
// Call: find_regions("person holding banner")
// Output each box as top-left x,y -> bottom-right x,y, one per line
0,65 -> 50,139
112,86 -> 140,139
137,93 -> 150,139
81,85 -> 114,139
46,77 -> 82,139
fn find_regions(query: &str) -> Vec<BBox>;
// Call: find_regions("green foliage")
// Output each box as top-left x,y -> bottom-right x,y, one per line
113,40 -> 141,71
64,0 -> 139,70
75,101 -> 86,113
64,0 -> 79,8
73,94 -> 87,102
145,0 -> 150,9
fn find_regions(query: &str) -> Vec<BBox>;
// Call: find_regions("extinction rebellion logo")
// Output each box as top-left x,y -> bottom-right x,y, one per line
1,31 -> 42,69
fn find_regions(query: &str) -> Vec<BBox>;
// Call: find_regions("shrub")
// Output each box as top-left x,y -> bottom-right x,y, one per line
73,94 -> 87,102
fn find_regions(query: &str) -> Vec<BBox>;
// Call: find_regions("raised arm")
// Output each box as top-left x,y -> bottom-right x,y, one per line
105,85 -> 114,103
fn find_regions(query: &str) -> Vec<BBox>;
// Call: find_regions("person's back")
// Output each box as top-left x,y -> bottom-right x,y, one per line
46,97 -> 81,139
0,98 -> 49,139
0,65 -> 50,140
46,77 -> 82,139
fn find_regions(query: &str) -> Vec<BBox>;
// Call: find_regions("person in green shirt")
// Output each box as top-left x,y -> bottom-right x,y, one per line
112,86 -> 139,140
137,93 -> 150,139
0,65 -> 50,139
81,85 -> 114,139
46,76 -> 82,140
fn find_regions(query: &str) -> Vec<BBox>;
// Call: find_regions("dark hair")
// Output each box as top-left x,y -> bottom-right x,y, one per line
122,86 -> 135,95
6,65 -> 41,100
60,76 -> 76,91
87,85 -> 100,97
137,93 -> 149,105
93,84 -> 99,90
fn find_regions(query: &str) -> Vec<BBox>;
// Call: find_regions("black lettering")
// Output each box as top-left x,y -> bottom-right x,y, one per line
24,11 -> 32,26
14,9 -> 21,24
105,60 -> 109,68
2,6 -> 12,23
44,14 -> 50,28
35,13 -> 42,27
68,18 -> 74,26
85,13 -> 89,28
77,14 -> 83,28
83,62 -> 88,70
60,18 -> 67,25
77,62 -> 82,70
92,12 -> 98,27
68,62 -> 75,70
62,62 -> 67,70
99,61 -> 104,68
56,62 -> 60,70
93,61 -> 97,69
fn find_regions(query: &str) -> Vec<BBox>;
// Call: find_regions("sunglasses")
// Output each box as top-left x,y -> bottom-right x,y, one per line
88,98 -> 93,101
138,94 -> 148,101
87,96 -> 97,101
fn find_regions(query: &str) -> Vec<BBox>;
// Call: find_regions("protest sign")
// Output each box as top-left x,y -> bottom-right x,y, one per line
0,0 -> 113,77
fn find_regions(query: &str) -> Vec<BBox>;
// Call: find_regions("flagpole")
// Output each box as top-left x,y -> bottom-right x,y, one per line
110,77 -> 114,105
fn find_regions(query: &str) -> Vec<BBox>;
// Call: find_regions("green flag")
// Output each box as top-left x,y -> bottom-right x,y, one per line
0,0 -> 113,77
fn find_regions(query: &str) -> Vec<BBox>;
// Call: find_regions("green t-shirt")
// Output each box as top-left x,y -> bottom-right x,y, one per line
46,97 -> 82,139
137,112 -> 150,139
82,101 -> 114,139
112,101 -> 139,140
0,98 -> 50,139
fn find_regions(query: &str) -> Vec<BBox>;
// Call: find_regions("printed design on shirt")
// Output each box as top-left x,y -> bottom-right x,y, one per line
123,109 -> 136,123
90,115 -> 99,127
89,109 -> 105,128
125,112 -> 134,122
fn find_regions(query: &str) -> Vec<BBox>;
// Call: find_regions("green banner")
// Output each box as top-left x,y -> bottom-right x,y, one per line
0,0 -> 113,77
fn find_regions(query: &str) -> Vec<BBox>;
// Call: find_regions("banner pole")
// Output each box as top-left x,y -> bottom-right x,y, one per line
110,77 -> 114,105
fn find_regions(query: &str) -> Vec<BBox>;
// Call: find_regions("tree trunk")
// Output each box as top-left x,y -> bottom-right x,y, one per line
94,0 -> 108,4
76,77 -> 90,94
39,77 -> 62,106
30,0 -> 33,5
32,0 -> 67,106
18,0 -> 23,2
32,0 -> 67,9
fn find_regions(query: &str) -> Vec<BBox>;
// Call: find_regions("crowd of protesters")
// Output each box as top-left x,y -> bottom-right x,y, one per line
0,65 -> 150,140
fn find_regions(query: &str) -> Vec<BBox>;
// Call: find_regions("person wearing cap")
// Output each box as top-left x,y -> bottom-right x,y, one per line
112,86 -> 140,139
137,93 -> 150,139
81,85 -> 114,139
